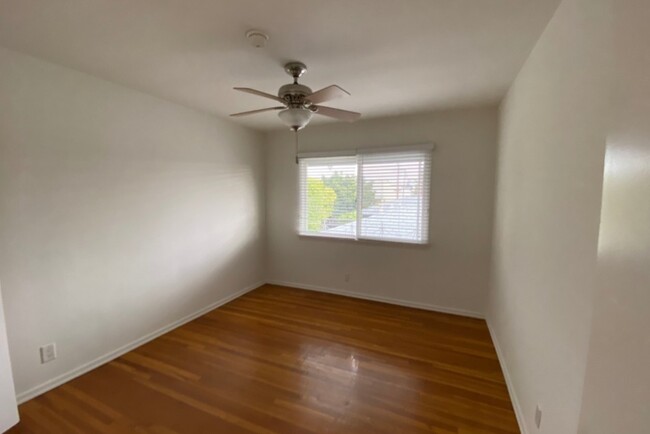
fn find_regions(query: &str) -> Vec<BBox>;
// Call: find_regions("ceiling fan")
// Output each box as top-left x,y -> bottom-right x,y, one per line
230,62 -> 361,131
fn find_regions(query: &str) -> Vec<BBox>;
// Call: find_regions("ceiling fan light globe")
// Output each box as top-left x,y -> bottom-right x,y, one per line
278,108 -> 312,131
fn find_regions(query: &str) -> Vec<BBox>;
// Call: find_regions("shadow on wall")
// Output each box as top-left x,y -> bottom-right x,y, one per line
1,160 -> 264,398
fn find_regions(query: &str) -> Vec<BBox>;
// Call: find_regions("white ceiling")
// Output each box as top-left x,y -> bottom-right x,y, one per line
0,0 -> 560,131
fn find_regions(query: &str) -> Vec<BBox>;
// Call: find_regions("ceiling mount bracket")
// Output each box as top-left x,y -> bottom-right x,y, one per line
284,62 -> 307,84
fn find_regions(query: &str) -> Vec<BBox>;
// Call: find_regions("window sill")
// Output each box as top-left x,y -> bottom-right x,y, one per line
297,233 -> 430,248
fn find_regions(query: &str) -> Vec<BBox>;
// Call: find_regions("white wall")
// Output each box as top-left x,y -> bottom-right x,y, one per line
578,1 -> 650,432
0,47 -> 266,400
0,284 -> 18,431
488,0 -> 612,432
266,108 -> 498,317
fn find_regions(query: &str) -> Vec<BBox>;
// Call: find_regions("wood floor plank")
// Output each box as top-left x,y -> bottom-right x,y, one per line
8,284 -> 519,433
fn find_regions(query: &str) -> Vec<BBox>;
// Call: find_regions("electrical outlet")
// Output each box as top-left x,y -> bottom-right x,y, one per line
40,343 -> 57,364
535,405 -> 542,429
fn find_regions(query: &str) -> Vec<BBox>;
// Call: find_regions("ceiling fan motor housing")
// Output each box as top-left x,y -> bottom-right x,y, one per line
278,83 -> 312,107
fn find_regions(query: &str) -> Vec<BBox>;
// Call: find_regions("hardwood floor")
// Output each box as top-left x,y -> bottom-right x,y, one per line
8,284 -> 519,433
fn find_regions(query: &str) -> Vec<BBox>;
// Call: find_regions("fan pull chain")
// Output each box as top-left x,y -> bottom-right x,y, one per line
294,129 -> 299,164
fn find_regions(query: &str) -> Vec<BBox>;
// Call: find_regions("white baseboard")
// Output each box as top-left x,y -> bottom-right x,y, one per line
486,319 -> 528,434
16,281 -> 264,404
16,280 -> 484,405
266,279 -> 484,319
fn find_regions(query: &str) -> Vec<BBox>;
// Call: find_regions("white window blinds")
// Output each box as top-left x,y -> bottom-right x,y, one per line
298,146 -> 432,244
358,150 -> 431,243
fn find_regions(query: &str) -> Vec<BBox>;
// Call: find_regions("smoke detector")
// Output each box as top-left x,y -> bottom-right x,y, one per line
246,30 -> 268,48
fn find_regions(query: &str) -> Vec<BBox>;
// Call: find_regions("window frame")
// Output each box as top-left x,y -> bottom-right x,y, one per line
297,144 -> 434,245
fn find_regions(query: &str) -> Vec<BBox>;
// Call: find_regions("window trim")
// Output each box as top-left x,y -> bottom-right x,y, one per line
296,143 -> 435,160
297,143 -> 434,245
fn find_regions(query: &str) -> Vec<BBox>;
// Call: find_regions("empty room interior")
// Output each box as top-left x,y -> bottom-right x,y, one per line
0,0 -> 648,433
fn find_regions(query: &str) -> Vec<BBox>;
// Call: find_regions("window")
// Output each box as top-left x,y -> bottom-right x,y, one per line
298,146 -> 432,244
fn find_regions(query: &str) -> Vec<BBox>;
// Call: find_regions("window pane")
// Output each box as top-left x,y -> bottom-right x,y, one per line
358,151 -> 431,243
299,156 -> 358,238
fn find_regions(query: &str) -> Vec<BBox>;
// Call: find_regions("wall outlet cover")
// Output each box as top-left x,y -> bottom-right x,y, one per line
40,343 -> 57,364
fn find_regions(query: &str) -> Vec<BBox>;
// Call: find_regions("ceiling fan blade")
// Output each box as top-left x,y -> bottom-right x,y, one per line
229,106 -> 285,117
306,85 -> 350,104
313,106 -> 361,122
234,87 -> 285,103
